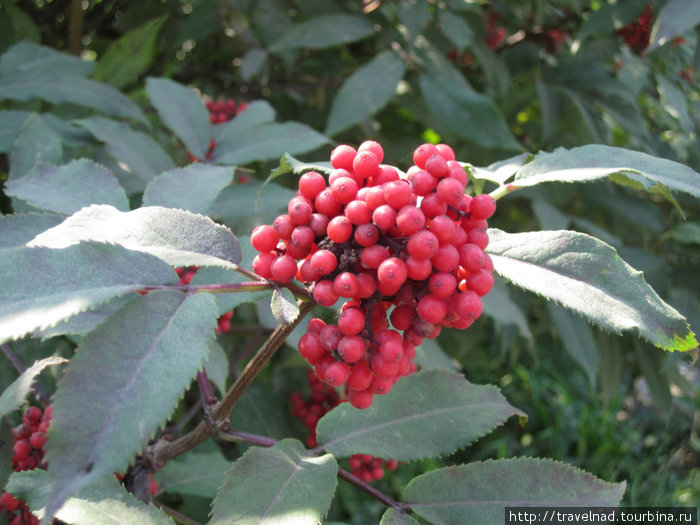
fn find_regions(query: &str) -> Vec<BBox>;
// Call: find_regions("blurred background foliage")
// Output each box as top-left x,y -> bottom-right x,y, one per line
0,0 -> 698,519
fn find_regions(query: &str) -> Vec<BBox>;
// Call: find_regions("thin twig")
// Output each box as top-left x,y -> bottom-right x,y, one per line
337,467 -> 406,511
153,502 -> 202,525
196,367 -> 217,406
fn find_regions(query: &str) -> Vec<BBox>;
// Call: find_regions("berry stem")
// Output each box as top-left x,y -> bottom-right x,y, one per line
196,367 -> 217,406
489,182 -> 519,201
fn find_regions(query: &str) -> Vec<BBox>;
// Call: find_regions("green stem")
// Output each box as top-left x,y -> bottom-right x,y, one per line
489,182 -> 520,201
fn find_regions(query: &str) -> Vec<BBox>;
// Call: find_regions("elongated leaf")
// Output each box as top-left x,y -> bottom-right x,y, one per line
209,439 -> 337,525
7,469 -> 175,525
0,357 -> 67,419
0,41 -> 94,77
7,159 -> 128,214
77,117 -> 176,185
482,278 -> 532,341
0,110 -> 32,152
439,10 -> 473,51
316,370 -> 525,460
0,71 -> 147,124
648,0 -> 700,51
0,242 -> 176,344
203,342 -> 228,395
146,77 -> 212,160
44,290 -> 218,520
92,18 -> 165,88
486,229 -> 697,352
404,459 -> 625,525
36,295 -> 136,339
270,288 -> 300,325
0,213 -> 64,251
142,164 -> 233,215
28,205 -> 242,269
325,50 -> 405,136
154,449 -> 230,498
213,122 -> 330,165
213,100 -> 276,142
269,14 -> 374,52
8,113 -> 62,181
381,509 -> 421,525
231,384 -> 298,441
413,338 -> 460,371
511,145 -> 700,199
547,303 -> 599,385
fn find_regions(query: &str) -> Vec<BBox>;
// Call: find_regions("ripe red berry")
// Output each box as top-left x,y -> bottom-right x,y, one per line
377,257 -> 408,295
396,206 -> 425,236
413,143 -> 440,169
270,255 -> 298,282
383,180 -> 412,210
29,432 -> 47,449
315,188 -> 342,217
338,336 -> 366,363
417,294 -> 448,324
330,176 -> 359,204
371,204 -> 397,231
354,223 -> 379,247
319,324 -> 342,351
338,308 -> 365,336
333,272 -> 360,298
407,230 -> 439,261
424,154 -> 449,178
348,388 -> 373,409
327,216 -> 353,243
436,143 -> 456,161
353,150 -> 380,179
358,140 -> 384,163
273,214 -> 294,240
431,244 -> 460,273
360,244 -> 390,269
299,171 -> 326,200
355,273 -> 377,298
251,224 -> 279,252
288,196 -> 313,225
310,249 -> 338,276
469,194 -> 497,220
298,333 -> 326,364
466,269 -> 494,296
344,200 -> 371,225
436,177 -> 465,207
410,169 -> 436,196
252,253 -> 275,278
429,272 -> 458,298
313,280 -> 339,306
325,361 -> 351,386
330,144 -> 357,170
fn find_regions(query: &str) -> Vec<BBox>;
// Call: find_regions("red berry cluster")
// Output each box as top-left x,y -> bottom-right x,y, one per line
618,4 -> 652,53
544,29 -> 569,54
175,267 -> 234,334
1,406 -> 51,525
251,141 -> 495,409
290,369 -> 397,482
484,11 -> 507,50
206,99 -> 248,124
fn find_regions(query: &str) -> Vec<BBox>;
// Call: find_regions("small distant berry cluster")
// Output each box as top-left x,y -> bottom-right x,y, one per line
618,4 -> 652,53
206,98 -> 248,124
1,406 -> 52,525
290,370 -> 397,482
251,141 -> 495,409
484,11 -> 507,50
175,267 -> 234,334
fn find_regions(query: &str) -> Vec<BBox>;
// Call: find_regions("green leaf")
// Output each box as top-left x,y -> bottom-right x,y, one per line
0,421 -> 14,490
270,288 -> 300,325
439,10 -> 473,51
209,439 -> 338,525
154,449 -> 230,499
6,159 -> 128,214
203,342 -> 229,395
142,164 -> 233,215
240,47 -> 268,81
575,0 -> 648,42
231,384 -> 298,441
92,18 -> 165,89
471,153 -> 529,186
482,278 -> 532,341
667,221 -> 700,245
213,122 -> 330,165
486,229 -> 698,352
0,110 -> 32,152
418,72 -> 522,151
44,290 -> 218,520
0,71 -> 147,124
325,50 -> 406,136
0,242 -> 176,344
0,213 -> 64,251
380,508 -> 421,525
213,100 -> 276,143
146,77 -> 213,160
403,458 -> 626,525
511,145 -> 700,201
36,295 -> 137,339
7,469 -> 175,525
8,113 -> 62,181
656,74 -> 693,133
0,41 -> 94,77
77,117 -> 176,186
28,205 -> 242,269
316,370 -> 525,460
269,14 -> 374,52
547,303 -> 599,385
413,338 -> 460,371
189,266 -> 270,312
648,0 -> 700,51
0,357 -> 67,419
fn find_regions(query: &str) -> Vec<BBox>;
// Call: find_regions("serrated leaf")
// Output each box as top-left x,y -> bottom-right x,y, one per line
0,357 -> 67,419
77,117 -> 176,186
270,288 -> 300,325
28,205 -> 242,269
8,113 -> 62,181
7,469 -> 174,525
316,370 -> 525,460
0,110 -> 32,152
0,71 -> 147,124
486,229 -> 698,352
154,449 -> 230,499
6,159 -> 128,214
92,18 -> 165,89
44,290 -> 218,520
209,439 -> 338,525
213,182 -> 296,223
403,458 -> 625,525
381,508 -> 420,525
255,154 -> 332,211
0,242 -> 177,345
413,338 -> 460,371
269,14 -> 374,52
0,213 -> 64,251
511,145 -> 700,201
213,122 -> 330,166
647,0 -> 700,51
325,50 -> 406,136
482,278 -> 532,341
0,41 -> 94,77
146,77 -> 213,160
547,303 -> 598,385
213,100 -> 276,143
439,11 -> 473,52
142,164 -> 233,215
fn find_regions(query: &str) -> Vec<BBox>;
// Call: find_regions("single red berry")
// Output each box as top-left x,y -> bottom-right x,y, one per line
455,290 -> 483,320
325,361 -> 351,386
427,215 -> 456,243
431,244 -> 460,273
355,273 -> 377,298
466,269 -> 494,296
436,177 -> 465,207
369,375 -> 394,395
270,255 -> 298,282
12,439 -> 31,462
348,388 -> 373,409
417,294 -> 448,324
358,140 -> 384,163
354,223 -> 379,247
330,176 -> 359,204
333,272 -> 360,298
396,206 -> 425,236
459,243 -> 486,272
410,169 -> 436,196
298,171 -> 326,200
288,196 -> 313,225
407,230 -> 439,261
344,200 -> 371,225
469,194 -> 497,220
377,257 -> 408,296
29,432 -> 47,449
327,216 -> 353,243
338,308 -> 365,336
436,143 -> 456,161
360,244 -> 390,269
429,272 -> 458,299
338,336 -> 366,363
390,305 -> 414,330
383,181 -> 412,210
308,213 -> 329,237
298,333 -> 326,365
273,214 -> 294,240
308,318 -> 327,334
330,144 -> 357,170
310,249 -> 338,276
405,256 -> 433,280
467,228 -> 489,250
420,192 -> 448,218
319,324 -> 342,351
379,338 -> 403,362
371,204 -> 397,231
348,362 -> 373,391
23,406 -> 42,424
424,154 -> 449,178
251,225 -> 279,253
313,280 -> 339,306
413,143 -> 440,169
353,150 -> 380,179
315,188 -> 342,217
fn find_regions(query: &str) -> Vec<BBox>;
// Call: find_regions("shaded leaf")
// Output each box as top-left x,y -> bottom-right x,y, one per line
213,100 -> 276,143
270,288 -> 300,325
269,14 -> 374,52
439,10 -> 473,51
8,113 -> 62,181
44,290 -> 218,520
0,357 -> 67,419
209,439 -> 337,525
203,342 -> 229,395
656,74 -> 693,133
325,50 -> 406,136
0,109 -> 31,153
154,449 -> 230,499
146,77 -> 213,160
36,295 -> 136,339
142,164 -> 233,215
0,421 -> 13,490
486,229 -> 697,352
0,213 -> 64,251
404,458 -> 625,525
28,205 -> 242,269
648,0 -> 700,51
6,159 -> 128,214
482,278 -> 532,341
7,469 -> 174,525
316,370 -> 525,460
413,338 -> 460,371
667,221 -> 700,245
547,303 -> 599,385
0,41 -> 94,77
0,242 -> 176,344
380,508 -> 421,525
213,182 -> 295,223
231,384 -> 298,441
240,47 -> 268,81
